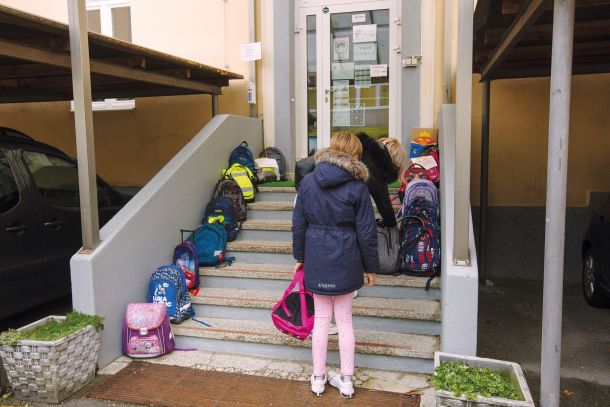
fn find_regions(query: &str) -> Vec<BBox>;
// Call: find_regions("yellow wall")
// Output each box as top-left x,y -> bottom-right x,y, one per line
471,73 -> 610,207
0,0 -> 250,187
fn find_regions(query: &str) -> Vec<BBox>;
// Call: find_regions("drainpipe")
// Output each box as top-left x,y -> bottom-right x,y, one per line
540,1 -> 575,406
478,80 -> 490,284
249,0 -> 257,118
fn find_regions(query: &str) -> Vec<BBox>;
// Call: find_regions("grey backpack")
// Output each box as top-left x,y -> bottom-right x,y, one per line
376,222 -> 400,275
260,147 -> 286,180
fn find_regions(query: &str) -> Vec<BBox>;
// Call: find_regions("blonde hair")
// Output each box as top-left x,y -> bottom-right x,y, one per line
330,132 -> 363,159
379,138 -> 408,179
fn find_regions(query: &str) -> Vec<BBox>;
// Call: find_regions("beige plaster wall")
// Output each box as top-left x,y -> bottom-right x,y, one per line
470,73 -> 610,207
0,0 -> 250,187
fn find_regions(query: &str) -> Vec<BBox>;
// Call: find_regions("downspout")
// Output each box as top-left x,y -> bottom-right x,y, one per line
249,0 -> 258,118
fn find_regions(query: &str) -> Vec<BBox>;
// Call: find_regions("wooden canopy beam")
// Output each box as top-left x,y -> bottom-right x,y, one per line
0,38 -> 222,94
480,0 -> 552,80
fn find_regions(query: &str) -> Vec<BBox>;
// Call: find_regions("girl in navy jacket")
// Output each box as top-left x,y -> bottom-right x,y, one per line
292,133 -> 379,398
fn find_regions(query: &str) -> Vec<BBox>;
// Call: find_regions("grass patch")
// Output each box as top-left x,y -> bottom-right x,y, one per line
0,311 -> 103,346
432,361 -> 522,401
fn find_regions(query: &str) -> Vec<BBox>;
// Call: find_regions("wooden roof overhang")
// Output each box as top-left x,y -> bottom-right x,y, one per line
0,4 -> 243,103
474,0 -> 610,80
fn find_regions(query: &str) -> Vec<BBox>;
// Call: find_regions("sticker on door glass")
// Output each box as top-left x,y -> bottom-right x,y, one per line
370,64 -> 388,77
354,65 -> 371,88
332,62 -> 354,80
353,24 -> 376,43
353,43 -> 377,62
333,37 -> 350,61
332,80 -> 350,108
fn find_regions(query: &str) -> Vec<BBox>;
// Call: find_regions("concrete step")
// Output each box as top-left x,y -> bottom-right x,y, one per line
200,262 -> 440,301
172,317 -> 439,373
226,239 -> 294,264
247,200 -> 401,221
192,287 -> 440,321
240,220 -> 292,241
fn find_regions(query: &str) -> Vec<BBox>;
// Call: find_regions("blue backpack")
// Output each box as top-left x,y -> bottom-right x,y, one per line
148,264 -> 194,323
229,141 -> 256,174
187,224 -> 233,266
204,197 -> 239,241
173,240 -> 200,293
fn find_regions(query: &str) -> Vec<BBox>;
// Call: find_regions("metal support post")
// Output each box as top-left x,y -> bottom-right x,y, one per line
67,0 -> 100,250
541,1 -> 575,406
212,94 -> 219,116
443,0 -> 453,103
478,80 -> 491,283
453,0 -> 473,265
248,0 -> 257,118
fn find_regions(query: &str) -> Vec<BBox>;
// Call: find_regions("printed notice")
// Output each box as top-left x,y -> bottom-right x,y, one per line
354,65 -> 371,88
331,62 -> 354,80
333,110 -> 351,127
353,43 -> 377,61
333,37 -> 350,61
240,42 -> 261,61
350,103 -> 365,126
332,80 -> 350,108
370,64 -> 388,77
352,13 -> 366,23
353,24 -> 376,43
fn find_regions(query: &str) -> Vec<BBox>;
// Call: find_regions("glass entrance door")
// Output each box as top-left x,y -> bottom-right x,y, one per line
297,1 -> 397,158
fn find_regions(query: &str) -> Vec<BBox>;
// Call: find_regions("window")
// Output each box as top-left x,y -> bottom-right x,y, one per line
22,151 -> 113,209
76,0 -> 135,111
0,151 -> 19,214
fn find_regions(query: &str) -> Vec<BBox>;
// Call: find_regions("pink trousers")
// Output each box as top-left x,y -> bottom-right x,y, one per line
312,293 -> 355,377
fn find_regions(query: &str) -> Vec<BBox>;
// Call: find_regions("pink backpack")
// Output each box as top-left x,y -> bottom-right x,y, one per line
420,145 -> 440,185
271,268 -> 314,341
122,303 -> 175,358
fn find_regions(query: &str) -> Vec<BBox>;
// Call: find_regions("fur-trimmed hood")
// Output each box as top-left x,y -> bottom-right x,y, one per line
313,148 -> 369,188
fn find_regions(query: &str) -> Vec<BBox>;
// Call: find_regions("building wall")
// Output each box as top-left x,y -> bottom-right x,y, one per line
0,0 -> 251,187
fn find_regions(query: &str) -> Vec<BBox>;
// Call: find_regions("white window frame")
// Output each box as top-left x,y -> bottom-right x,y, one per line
71,0 -> 134,111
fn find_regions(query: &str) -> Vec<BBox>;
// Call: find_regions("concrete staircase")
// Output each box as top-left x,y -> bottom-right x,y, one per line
173,186 -> 441,374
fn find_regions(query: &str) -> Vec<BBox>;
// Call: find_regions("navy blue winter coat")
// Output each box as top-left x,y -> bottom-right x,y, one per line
292,149 -> 380,296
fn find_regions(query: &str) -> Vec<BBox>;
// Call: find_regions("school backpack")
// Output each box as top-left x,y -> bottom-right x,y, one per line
213,177 -> 247,222
173,239 -> 200,295
223,163 -> 257,203
397,179 -> 439,219
398,214 -> 440,290
229,141 -> 256,174
260,147 -> 287,181
122,303 -> 175,358
398,164 -> 432,203
203,197 -> 239,241
148,264 -> 194,323
187,223 -> 233,266
376,222 -> 401,275
419,145 -> 440,186
255,157 -> 280,183
271,267 -> 314,341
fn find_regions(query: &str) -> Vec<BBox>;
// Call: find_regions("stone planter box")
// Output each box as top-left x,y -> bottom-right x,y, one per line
0,316 -> 101,404
434,352 -> 535,407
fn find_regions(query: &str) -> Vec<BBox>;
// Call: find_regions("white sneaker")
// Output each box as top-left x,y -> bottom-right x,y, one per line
310,373 -> 326,396
328,323 -> 338,335
329,373 -> 354,398
353,290 -> 359,299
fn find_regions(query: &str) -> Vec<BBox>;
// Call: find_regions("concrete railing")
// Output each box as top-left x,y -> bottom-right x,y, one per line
70,115 -> 263,367
438,104 -> 479,355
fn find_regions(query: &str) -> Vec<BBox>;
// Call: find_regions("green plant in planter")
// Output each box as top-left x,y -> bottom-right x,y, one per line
0,311 -> 104,346
432,361 -> 522,401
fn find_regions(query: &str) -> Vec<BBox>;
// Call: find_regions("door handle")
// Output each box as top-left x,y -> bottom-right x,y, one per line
44,219 -> 64,230
324,88 -> 333,95
5,223 -> 30,234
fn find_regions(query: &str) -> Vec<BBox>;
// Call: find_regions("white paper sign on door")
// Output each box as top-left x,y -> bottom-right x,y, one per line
354,65 -> 371,88
353,24 -> 376,43
332,62 -> 355,80
370,64 -> 388,77
240,42 -> 261,61
333,110 -> 351,127
353,43 -> 377,61
333,37 -> 350,61
352,13 -> 366,23
332,80 -> 350,108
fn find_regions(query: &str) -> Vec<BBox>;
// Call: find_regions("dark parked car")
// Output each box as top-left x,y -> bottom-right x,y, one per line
582,194 -> 610,308
0,127 -> 125,318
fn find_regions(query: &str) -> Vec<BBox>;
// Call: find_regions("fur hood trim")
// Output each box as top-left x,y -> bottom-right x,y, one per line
314,148 -> 369,182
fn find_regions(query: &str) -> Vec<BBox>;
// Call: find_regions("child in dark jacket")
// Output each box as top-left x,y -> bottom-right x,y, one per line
292,133 -> 379,398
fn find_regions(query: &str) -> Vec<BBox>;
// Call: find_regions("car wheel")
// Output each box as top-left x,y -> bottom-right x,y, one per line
582,249 -> 610,308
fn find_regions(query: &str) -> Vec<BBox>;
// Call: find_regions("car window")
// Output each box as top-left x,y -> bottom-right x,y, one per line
21,150 -> 112,208
0,151 -> 20,214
